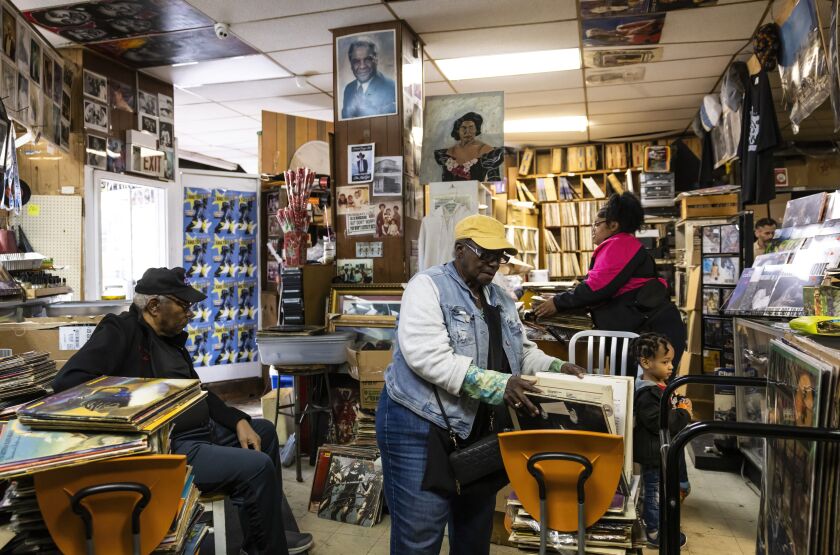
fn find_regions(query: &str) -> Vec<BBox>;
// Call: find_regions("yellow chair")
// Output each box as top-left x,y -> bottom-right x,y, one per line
34,455 -> 186,555
499,430 -> 624,555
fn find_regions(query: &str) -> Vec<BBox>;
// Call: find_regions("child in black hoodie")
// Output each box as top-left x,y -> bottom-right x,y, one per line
633,332 -> 692,548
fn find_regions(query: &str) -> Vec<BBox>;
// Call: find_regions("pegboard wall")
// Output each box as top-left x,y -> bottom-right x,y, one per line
16,195 -> 83,301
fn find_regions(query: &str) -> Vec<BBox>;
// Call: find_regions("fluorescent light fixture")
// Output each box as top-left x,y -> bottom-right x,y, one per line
437,48 -> 580,81
174,83 -> 202,89
505,116 -> 589,133
172,61 -> 198,67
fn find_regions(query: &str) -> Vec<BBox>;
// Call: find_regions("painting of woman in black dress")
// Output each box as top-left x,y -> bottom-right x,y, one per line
421,91 -> 505,185
433,112 -> 504,181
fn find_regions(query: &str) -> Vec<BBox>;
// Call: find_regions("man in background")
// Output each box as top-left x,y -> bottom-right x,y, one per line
754,217 -> 777,255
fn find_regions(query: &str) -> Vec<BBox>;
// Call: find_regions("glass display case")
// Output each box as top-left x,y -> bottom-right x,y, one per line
733,317 -> 788,470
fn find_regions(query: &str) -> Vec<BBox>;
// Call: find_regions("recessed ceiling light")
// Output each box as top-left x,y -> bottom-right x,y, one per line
505,116 -> 589,133
437,48 -> 581,81
172,61 -> 198,67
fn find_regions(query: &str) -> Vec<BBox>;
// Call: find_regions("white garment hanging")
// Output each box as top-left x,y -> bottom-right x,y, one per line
417,203 -> 471,271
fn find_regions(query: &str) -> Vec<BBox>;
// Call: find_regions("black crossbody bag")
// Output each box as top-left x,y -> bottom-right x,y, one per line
433,388 -> 505,494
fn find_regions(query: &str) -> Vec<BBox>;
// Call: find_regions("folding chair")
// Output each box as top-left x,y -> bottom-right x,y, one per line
568,330 -> 638,376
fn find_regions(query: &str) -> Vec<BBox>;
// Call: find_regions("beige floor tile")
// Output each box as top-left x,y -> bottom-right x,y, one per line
726,518 -> 758,540
297,512 -> 344,536
735,535 -> 757,553
367,537 -> 390,555
686,531 -> 745,554
310,531 -> 381,554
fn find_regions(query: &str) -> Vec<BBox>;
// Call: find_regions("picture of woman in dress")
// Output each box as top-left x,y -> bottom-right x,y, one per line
433,112 -> 504,181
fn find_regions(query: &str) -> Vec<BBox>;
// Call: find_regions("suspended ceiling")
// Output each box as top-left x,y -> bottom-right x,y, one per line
15,0 -> 840,173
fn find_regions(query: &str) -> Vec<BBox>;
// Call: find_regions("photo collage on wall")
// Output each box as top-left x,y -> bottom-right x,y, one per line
183,187 -> 258,368
0,4 -> 74,151
701,223 -> 741,371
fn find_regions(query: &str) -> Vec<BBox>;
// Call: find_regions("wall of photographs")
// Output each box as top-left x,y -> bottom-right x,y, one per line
81,50 -> 174,180
700,221 -> 743,373
182,187 -> 259,368
0,1 -> 77,152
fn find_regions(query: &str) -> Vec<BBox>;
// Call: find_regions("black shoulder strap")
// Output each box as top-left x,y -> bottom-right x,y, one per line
433,387 -> 453,432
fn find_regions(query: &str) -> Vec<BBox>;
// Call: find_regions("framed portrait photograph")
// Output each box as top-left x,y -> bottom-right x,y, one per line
109,79 -> 135,112
138,90 -> 158,117
158,120 -> 174,148
329,285 -> 404,316
139,113 -> 158,135
28,39 -> 40,86
83,69 -> 107,102
336,29 -> 397,121
158,93 -> 174,120
83,98 -> 108,133
86,133 -> 107,169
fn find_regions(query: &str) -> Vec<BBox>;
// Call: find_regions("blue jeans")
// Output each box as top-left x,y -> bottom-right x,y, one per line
641,466 -> 660,533
376,387 -> 497,555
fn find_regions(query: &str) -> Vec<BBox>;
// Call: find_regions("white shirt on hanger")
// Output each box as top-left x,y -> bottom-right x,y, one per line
417,203 -> 471,271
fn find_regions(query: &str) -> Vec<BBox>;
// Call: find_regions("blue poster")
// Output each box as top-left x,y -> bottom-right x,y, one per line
184,187 -> 257,367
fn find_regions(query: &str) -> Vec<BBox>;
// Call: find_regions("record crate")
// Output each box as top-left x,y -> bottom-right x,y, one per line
680,192 -> 739,219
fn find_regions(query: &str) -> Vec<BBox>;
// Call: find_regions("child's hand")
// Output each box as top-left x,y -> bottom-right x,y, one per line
677,399 -> 693,417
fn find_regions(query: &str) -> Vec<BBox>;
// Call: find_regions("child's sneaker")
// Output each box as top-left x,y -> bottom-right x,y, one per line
646,529 -> 687,549
680,483 -> 691,503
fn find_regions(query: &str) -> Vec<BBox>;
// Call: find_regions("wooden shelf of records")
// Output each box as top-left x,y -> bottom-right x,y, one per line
505,225 -> 539,269
540,199 -> 606,279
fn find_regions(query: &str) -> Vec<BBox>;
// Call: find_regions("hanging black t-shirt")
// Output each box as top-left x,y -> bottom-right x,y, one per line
740,70 -> 781,205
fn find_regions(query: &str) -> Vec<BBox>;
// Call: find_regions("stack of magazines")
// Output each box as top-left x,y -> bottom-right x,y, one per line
0,352 -> 58,420
309,443 -> 384,527
352,408 -> 377,448
17,377 -> 206,434
153,466 -> 207,554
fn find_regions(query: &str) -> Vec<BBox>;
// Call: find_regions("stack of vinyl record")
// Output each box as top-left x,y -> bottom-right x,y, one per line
153,466 -> 207,554
309,444 -> 384,527
0,478 -> 57,553
17,377 -> 206,434
352,409 -> 377,448
0,352 -> 58,420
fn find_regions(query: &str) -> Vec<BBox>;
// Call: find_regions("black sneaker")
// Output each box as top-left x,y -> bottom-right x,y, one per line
646,529 -> 687,549
286,531 -> 314,554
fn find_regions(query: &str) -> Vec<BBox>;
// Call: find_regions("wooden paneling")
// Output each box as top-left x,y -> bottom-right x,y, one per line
259,112 -> 334,175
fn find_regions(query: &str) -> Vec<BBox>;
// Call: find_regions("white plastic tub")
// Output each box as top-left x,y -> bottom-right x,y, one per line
256,331 -> 355,365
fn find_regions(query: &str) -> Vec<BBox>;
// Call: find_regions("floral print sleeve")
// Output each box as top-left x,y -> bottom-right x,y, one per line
459,364 -> 510,405
548,359 -> 565,373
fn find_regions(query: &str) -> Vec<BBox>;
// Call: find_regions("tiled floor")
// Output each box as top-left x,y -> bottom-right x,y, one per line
281,455 -> 761,555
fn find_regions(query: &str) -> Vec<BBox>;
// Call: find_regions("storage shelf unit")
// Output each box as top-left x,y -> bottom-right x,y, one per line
505,225 -> 539,269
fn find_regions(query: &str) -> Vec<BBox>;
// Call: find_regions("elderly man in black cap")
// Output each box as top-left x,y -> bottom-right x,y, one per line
53,267 -> 312,555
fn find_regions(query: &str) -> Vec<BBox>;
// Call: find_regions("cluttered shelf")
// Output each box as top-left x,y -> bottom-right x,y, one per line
520,168 -> 642,179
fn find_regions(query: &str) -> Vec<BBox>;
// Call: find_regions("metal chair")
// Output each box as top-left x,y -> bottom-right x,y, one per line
199,494 -> 228,555
568,330 -> 639,376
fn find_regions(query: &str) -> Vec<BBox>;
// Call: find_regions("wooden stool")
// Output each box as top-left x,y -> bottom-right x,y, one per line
199,494 -> 228,555
271,364 -> 334,482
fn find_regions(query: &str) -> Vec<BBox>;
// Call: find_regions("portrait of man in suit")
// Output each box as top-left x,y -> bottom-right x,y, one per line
337,30 -> 397,120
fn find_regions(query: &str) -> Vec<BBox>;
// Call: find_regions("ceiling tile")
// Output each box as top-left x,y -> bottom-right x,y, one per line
223,94 -> 333,118
589,120 -> 689,140
143,55 -> 291,87
504,130 -> 589,146
586,56 -> 730,86
506,103 -> 588,119
658,40 -> 749,61
506,89 -> 586,108
174,86 -> 210,106
194,128 -> 261,146
660,1 -> 768,44
588,94 -> 706,115
452,70 -> 583,94
306,73 -> 334,92
230,5 -> 394,51
586,77 -> 718,102
268,44 -> 333,75
175,116 -> 260,134
390,0 -> 577,33
175,102 -> 243,121
425,61 -> 445,83
184,0 -> 377,25
589,108 -> 697,125
423,21 -> 579,60
425,81 -> 457,96
186,78 -> 318,102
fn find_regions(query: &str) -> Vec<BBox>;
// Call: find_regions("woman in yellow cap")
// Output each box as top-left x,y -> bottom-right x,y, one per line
376,214 -> 584,555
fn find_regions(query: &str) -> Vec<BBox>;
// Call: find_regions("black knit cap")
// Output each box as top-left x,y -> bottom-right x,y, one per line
135,267 -> 207,303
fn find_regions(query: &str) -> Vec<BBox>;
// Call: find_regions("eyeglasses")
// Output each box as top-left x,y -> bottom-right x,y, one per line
592,220 -> 607,228
163,295 -> 193,312
463,242 -> 511,264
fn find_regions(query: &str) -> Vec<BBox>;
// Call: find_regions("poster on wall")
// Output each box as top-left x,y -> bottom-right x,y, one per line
581,14 -> 665,47
420,92 -> 505,185
778,0 -> 831,133
336,29 -> 397,121
183,187 -> 258,367
373,156 -> 402,196
348,143 -> 374,183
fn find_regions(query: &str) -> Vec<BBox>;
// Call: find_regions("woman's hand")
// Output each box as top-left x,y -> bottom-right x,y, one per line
504,375 -> 542,416
533,297 -> 558,319
560,362 -> 586,378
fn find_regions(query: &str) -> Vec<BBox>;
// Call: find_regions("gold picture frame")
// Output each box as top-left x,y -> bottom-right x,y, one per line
328,284 -> 405,317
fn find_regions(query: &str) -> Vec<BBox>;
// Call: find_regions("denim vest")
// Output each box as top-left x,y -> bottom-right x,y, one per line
385,262 -> 524,438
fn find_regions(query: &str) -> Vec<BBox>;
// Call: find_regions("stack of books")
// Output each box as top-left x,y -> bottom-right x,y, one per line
18,377 -> 206,434
309,443 -> 384,527
154,466 -> 207,554
0,352 -> 58,420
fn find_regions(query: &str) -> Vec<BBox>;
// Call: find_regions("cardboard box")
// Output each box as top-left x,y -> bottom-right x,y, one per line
346,348 -> 392,381
360,381 -> 384,410
0,316 -> 104,361
261,387 -> 295,443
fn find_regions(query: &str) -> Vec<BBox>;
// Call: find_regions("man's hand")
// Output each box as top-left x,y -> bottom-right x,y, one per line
560,362 -> 586,378
236,419 -> 261,451
533,297 -> 558,319
504,375 -> 542,416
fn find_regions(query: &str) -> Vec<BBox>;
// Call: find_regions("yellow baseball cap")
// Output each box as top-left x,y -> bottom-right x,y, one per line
454,214 -> 517,254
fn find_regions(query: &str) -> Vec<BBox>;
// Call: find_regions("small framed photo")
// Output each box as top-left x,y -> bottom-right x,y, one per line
158,93 -> 173,120
138,90 -> 158,117
83,98 -> 108,133
83,69 -> 107,102
139,113 -> 158,135
86,133 -> 107,169
158,120 -> 173,148
643,145 -> 670,173
702,255 -> 740,286
328,284 -> 405,316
